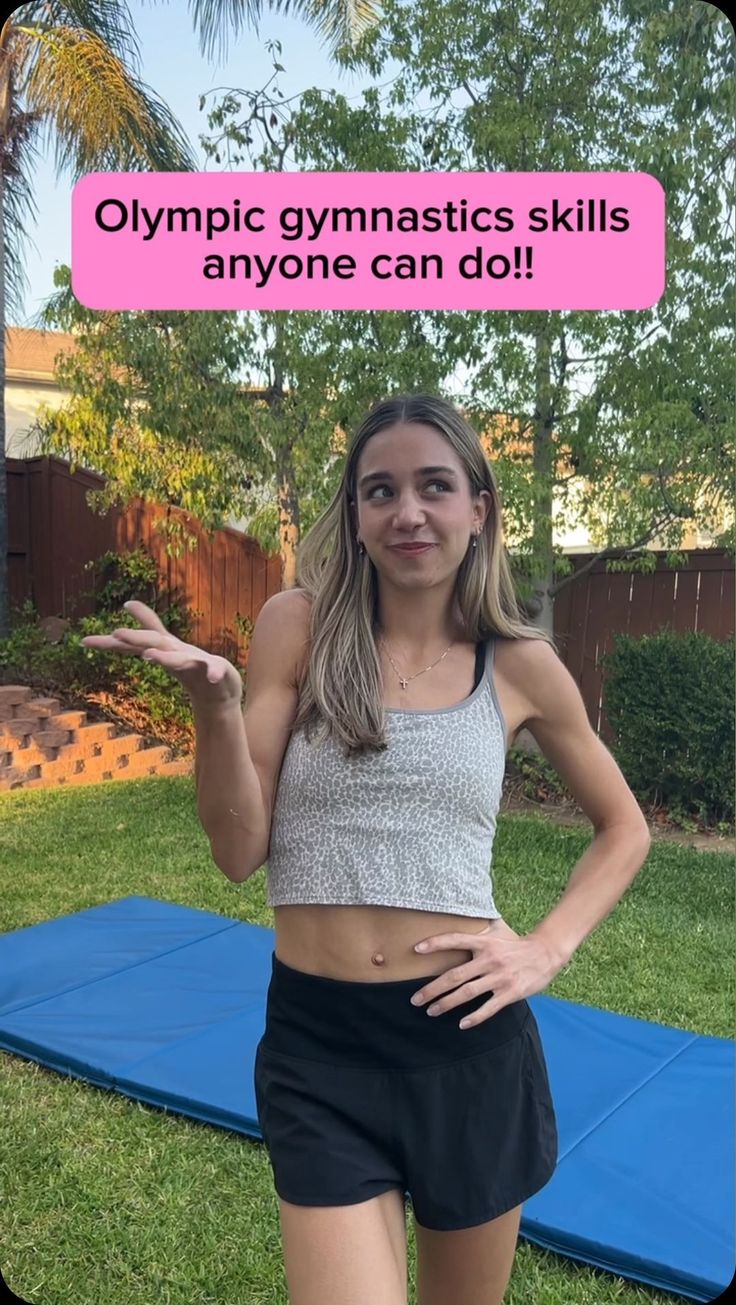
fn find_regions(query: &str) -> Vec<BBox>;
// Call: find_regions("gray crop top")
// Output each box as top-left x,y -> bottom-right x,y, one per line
266,638 -> 508,918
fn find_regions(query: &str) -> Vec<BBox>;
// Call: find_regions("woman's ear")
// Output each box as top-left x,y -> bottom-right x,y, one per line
478,489 -> 493,530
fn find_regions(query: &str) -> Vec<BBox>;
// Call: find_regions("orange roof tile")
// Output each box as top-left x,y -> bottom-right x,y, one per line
5,327 -> 78,381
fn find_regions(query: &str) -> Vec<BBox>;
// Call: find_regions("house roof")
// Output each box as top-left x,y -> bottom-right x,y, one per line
5,327 -> 78,383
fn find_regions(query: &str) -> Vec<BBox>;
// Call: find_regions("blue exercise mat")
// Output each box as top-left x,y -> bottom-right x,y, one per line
0,896 -> 732,1301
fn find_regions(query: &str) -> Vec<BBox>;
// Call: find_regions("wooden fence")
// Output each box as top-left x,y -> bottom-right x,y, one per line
553,550 -> 734,738
8,455 -> 734,729
8,456 -> 282,662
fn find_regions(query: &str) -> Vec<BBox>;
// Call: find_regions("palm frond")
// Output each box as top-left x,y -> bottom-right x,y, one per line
23,25 -> 197,174
0,103 -> 43,322
186,0 -> 264,62
11,0 -> 142,69
187,0 -> 381,64
297,0 -> 382,59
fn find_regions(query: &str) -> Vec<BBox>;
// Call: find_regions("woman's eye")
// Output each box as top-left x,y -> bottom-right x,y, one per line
367,481 -> 451,499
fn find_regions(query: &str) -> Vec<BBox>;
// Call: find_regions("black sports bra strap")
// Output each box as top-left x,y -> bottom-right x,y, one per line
473,639 -> 485,691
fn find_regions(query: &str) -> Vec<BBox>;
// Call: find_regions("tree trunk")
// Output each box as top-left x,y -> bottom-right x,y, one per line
0,164 -> 9,642
531,315 -> 555,637
276,445 -> 300,590
268,316 -> 300,590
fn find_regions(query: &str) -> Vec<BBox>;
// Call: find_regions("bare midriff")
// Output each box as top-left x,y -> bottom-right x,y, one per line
272,637 -> 527,983
273,903 -> 507,982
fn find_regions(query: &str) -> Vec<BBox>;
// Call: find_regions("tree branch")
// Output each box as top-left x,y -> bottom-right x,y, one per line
549,517 -> 676,596
565,320 -> 663,367
658,463 -> 696,519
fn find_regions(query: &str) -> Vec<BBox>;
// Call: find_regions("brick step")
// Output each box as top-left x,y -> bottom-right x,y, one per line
115,745 -> 174,775
0,740 -> 49,769
14,775 -> 91,790
47,710 -> 88,730
37,744 -> 174,785
0,686 -> 35,720
2,717 -> 63,741
15,759 -> 192,791
0,729 -> 31,751
1,723 -> 119,755
47,734 -> 147,763
26,696 -> 65,719
0,764 -> 42,790
1,722 -> 76,748
0,684 -> 192,792
0,719 -> 117,748
69,721 -> 120,745
157,758 -> 194,777
2,732 -> 134,766
0,747 -> 193,792
0,696 -> 67,728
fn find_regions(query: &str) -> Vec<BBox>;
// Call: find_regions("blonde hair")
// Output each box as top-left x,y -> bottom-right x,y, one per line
293,393 -> 552,757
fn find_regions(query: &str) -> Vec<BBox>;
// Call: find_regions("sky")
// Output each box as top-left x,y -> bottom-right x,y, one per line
16,0 -> 400,325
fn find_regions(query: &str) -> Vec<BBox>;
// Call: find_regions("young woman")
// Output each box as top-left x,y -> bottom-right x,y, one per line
89,393 -> 650,1305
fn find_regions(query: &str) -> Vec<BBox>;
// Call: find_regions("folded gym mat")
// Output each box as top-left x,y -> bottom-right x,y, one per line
0,896 -> 732,1301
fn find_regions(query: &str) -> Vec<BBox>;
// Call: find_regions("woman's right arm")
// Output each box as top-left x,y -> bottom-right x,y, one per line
195,588 -> 309,883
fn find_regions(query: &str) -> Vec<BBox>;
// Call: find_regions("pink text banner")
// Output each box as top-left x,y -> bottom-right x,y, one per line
72,171 -> 665,311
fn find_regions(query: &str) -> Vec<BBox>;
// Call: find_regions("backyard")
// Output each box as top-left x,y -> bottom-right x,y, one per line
1,772 -> 732,1305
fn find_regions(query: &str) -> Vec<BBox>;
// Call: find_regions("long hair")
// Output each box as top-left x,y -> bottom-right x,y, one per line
292,393 -> 552,757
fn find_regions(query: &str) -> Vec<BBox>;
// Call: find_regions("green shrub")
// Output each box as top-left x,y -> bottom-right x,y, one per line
0,599 -> 196,740
0,545 -> 246,752
602,628 -> 734,826
506,746 -> 572,805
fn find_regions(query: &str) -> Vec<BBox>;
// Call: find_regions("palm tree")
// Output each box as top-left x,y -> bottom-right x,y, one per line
0,0 -> 199,640
183,1 -> 380,63
0,0 -> 382,640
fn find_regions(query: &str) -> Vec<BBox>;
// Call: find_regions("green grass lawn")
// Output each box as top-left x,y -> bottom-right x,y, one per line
1,776 -> 733,1305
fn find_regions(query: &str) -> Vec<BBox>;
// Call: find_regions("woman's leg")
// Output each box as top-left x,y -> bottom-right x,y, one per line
279,1187 -> 409,1305
414,1203 -> 523,1305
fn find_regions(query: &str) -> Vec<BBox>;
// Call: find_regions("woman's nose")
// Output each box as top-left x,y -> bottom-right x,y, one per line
392,494 -> 426,524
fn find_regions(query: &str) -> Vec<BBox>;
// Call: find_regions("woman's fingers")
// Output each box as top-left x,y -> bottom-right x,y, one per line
80,609 -> 240,702
110,627 -> 172,647
82,620 -> 179,656
143,648 -> 221,680
81,634 -> 126,649
81,631 -> 168,653
122,600 -> 170,634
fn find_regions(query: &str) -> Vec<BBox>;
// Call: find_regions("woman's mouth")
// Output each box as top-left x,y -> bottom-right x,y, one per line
390,544 -> 436,555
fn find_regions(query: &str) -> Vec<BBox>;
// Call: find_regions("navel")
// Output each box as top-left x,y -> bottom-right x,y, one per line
371,951 -> 386,967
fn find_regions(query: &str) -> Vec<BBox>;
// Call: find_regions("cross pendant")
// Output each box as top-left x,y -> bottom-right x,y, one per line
400,677 -> 408,689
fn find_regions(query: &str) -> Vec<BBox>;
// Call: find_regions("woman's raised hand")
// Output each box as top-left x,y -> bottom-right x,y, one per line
80,600 -> 244,708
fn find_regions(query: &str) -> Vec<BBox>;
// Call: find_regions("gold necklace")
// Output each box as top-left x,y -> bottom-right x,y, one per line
379,635 -> 455,690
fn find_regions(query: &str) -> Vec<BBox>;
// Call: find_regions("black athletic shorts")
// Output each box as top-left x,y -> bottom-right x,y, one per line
254,951 -> 558,1231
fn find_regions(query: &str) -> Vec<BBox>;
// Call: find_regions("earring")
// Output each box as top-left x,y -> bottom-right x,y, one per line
357,536 -> 365,555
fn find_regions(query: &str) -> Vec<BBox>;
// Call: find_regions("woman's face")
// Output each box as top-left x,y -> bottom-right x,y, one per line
352,422 -> 491,588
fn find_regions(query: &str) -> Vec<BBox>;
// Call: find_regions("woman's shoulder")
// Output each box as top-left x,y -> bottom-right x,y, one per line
256,588 -> 313,684
493,632 -> 560,689
265,586 -> 313,619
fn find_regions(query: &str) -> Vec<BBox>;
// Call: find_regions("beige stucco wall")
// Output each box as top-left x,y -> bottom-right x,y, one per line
5,379 -> 70,459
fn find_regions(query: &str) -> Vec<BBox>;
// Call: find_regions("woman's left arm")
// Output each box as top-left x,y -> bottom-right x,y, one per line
409,640 -> 653,1022
517,640 -> 652,968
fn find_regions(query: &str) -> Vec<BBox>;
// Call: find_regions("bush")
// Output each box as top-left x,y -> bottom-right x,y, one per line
0,545 -> 246,757
0,599 -> 197,750
505,746 -> 573,805
602,628 -> 734,826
